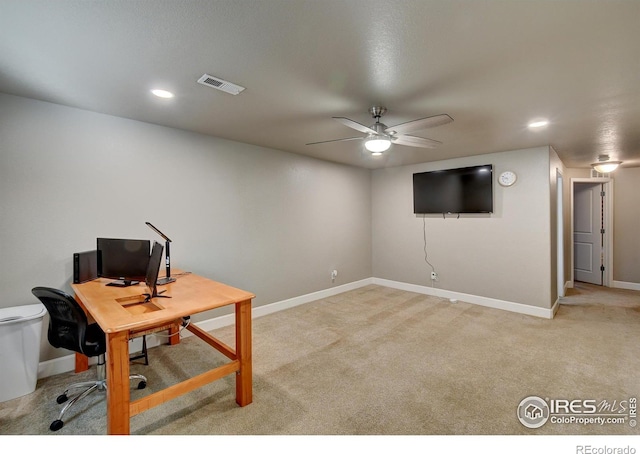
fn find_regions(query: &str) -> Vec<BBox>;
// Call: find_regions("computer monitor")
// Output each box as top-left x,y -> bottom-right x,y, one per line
144,241 -> 166,300
97,238 -> 151,281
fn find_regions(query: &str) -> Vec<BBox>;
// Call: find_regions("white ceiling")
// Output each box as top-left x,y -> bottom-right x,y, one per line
1,0 -> 639,170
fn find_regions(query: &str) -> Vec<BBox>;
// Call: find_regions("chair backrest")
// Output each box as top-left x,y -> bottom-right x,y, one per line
31,287 -> 106,358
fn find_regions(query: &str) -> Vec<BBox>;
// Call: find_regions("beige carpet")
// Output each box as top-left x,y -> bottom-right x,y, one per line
1,283 -> 638,436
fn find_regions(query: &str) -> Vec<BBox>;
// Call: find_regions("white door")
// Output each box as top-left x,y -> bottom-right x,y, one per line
573,183 -> 603,285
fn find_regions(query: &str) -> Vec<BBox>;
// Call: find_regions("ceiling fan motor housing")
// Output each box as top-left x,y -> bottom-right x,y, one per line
371,122 -> 388,135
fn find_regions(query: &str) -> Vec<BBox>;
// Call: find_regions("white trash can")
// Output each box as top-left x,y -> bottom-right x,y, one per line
0,303 -> 46,403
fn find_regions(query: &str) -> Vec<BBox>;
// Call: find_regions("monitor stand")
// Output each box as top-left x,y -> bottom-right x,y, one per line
143,289 -> 172,303
107,279 -> 140,287
157,276 -> 176,286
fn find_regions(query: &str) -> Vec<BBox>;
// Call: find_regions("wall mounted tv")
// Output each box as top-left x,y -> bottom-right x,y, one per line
413,164 -> 493,214
97,238 -> 151,281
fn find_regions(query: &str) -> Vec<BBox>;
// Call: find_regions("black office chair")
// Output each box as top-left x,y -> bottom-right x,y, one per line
31,287 -> 148,432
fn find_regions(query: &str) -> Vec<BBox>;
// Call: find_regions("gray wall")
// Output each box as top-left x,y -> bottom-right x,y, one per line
371,147 -> 554,309
0,94 -> 372,360
613,167 -> 640,284
2,93 -> 637,363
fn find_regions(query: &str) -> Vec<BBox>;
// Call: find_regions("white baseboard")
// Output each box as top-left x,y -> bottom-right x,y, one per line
193,278 -> 375,334
372,278 -> 555,319
551,298 -> 560,318
552,280 -> 574,318
37,354 -> 78,379
37,278 -> 374,380
612,280 -> 640,291
37,277 -> 555,379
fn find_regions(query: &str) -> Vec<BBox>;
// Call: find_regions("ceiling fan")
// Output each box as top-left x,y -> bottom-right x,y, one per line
306,106 -> 453,155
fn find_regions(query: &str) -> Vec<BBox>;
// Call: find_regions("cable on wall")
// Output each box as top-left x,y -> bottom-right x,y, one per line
423,216 -> 436,286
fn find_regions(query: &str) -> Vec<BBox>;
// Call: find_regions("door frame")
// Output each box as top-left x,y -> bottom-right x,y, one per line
570,177 -> 614,287
556,169 -> 564,298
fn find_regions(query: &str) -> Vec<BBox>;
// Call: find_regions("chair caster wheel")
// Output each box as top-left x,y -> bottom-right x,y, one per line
50,419 -> 64,431
56,394 -> 68,404
137,381 -> 147,390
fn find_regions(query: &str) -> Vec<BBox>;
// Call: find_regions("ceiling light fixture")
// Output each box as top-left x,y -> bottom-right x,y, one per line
364,135 -> 391,153
151,89 -> 174,99
528,119 -> 549,129
591,155 -> 622,173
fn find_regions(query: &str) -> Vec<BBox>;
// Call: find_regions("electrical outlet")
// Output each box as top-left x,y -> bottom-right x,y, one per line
331,270 -> 338,281
430,271 -> 438,281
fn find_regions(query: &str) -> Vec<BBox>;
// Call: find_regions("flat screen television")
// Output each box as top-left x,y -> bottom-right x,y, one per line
413,164 -> 493,214
97,238 -> 151,281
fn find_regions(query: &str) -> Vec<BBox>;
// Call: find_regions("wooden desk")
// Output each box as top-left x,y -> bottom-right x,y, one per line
74,321 -> 181,372
71,272 -> 254,435
74,275 -> 195,373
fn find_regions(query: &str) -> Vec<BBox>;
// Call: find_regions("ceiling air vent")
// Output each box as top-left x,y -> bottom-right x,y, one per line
197,74 -> 245,95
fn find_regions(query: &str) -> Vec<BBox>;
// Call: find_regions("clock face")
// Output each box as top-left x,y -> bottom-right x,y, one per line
499,171 -> 517,186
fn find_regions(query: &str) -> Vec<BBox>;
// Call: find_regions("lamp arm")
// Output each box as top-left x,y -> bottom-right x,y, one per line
164,240 -> 171,278
145,222 -> 172,242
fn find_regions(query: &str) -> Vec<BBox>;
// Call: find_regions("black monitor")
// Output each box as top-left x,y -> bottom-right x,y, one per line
97,238 -> 151,281
144,241 -> 170,301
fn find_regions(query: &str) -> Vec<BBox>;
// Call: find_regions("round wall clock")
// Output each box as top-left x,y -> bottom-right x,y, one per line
499,171 -> 517,187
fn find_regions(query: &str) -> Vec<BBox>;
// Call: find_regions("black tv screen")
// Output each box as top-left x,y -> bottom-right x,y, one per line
97,238 -> 151,280
413,164 -> 493,214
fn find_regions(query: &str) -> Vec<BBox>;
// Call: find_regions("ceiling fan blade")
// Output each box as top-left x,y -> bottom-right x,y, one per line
333,117 -> 377,135
306,137 -> 363,146
392,135 -> 442,148
386,114 -> 453,135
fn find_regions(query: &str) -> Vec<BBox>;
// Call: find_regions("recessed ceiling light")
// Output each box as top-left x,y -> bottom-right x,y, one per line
528,119 -> 549,129
151,89 -> 174,99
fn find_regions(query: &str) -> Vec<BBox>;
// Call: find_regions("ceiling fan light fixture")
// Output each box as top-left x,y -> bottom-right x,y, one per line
364,135 -> 391,153
307,107 -> 451,152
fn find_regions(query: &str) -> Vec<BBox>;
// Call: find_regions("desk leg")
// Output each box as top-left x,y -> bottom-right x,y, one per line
106,331 -> 131,435
73,294 -> 90,373
75,353 -> 88,373
235,298 -> 252,406
168,322 -> 180,345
